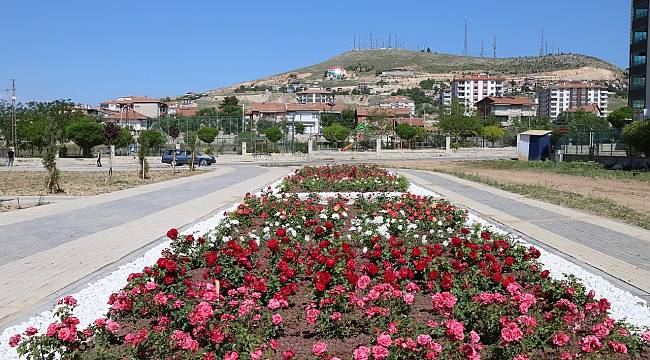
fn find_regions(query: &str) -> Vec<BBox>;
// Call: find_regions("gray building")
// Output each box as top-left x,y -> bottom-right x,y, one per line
629,0 -> 650,117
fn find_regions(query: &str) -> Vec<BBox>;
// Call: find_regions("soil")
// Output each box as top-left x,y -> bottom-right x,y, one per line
384,160 -> 650,218
0,169 -> 201,197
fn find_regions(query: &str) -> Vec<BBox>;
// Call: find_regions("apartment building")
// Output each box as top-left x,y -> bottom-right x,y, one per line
537,81 -> 609,119
475,96 -> 536,125
99,96 -> 166,119
451,75 -> 505,114
630,0 -> 650,116
379,96 -> 416,116
439,88 -> 452,106
296,88 -> 335,104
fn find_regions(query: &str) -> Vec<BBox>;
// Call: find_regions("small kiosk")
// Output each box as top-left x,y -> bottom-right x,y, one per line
517,130 -> 552,161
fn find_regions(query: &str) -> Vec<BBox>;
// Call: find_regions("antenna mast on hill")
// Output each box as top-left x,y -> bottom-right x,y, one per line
539,28 -> 545,56
480,40 -> 485,57
463,17 -> 469,56
493,36 -> 497,58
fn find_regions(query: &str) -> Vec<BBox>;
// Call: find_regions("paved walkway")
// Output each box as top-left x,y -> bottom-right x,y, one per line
400,169 -> 650,300
0,165 -> 289,327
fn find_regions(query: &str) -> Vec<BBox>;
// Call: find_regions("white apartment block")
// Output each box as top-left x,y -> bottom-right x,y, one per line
451,75 -> 505,114
379,96 -> 416,116
537,82 -> 609,119
439,88 -> 452,106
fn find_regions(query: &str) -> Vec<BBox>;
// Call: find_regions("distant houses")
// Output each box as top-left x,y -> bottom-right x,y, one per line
476,96 -> 536,125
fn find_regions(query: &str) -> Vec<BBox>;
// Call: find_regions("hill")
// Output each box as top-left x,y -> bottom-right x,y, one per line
292,49 -> 623,77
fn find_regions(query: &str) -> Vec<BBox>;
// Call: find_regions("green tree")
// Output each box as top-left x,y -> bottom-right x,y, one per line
438,113 -> 483,138
104,123 -> 121,146
340,108 -> 357,129
197,127 -> 219,144
607,107 -> 635,130
319,112 -> 340,128
622,120 -> 650,156
394,123 -> 417,141
137,138 -> 149,179
295,123 -> 305,134
218,96 -> 242,118
138,130 -> 165,153
196,107 -> 219,117
265,126 -> 283,151
323,123 -> 350,147
66,118 -> 105,157
556,110 -> 609,132
115,128 -> 134,149
481,125 -> 505,146
414,127 -> 429,142
24,118 -> 48,150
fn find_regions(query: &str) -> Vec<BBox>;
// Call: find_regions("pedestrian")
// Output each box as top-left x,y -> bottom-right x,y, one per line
96,151 -> 102,167
7,147 -> 15,167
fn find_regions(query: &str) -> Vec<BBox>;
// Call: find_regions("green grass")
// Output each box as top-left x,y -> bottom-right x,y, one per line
439,169 -> 650,230
467,160 -> 650,183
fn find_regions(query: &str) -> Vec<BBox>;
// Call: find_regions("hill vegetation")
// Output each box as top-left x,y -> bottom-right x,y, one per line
291,49 -> 623,77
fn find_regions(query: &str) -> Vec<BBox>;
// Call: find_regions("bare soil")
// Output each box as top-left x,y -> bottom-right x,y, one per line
0,169 -> 203,197
384,160 -> 650,218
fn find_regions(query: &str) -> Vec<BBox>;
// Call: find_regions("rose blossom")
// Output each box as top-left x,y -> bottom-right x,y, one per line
9,334 -> 21,348
24,327 -> 38,336
445,319 -> 465,341
371,345 -> 389,359
417,334 -> 432,346
609,341 -> 628,354
501,322 -> 523,343
272,314 -> 283,325
580,335 -> 602,353
357,275 -> 371,290
353,346 -> 371,360
312,341 -> 327,356
552,332 -> 570,347
377,333 -> 392,347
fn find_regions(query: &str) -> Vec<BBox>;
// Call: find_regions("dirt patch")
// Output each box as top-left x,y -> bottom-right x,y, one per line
0,169 -> 204,197
384,160 -> 650,218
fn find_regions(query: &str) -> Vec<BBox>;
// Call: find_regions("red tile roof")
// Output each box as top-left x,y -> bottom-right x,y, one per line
102,109 -> 149,120
286,103 -> 346,112
356,107 -> 411,117
394,118 -> 425,126
566,103 -> 603,115
249,102 -> 287,113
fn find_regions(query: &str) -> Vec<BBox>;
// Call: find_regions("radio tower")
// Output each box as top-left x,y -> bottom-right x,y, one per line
480,40 -> 485,57
539,28 -> 545,56
493,36 -> 497,58
463,17 -> 469,56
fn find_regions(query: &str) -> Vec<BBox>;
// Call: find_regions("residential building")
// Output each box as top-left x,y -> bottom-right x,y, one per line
630,0 -> 650,116
286,103 -> 345,135
475,96 -> 536,125
99,96 -> 167,119
565,103 -> 605,118
101,108 -> 149,132
537,81 -> 609,119
379,96 -> 416,116
439,88 -> 452,106
355,107 -> 411,126
296,88 -> 335,104
451,75 -> 505,114
248,102 -> 287,122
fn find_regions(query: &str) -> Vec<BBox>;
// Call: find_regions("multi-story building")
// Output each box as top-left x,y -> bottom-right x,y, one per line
630,0 -> 649,116
451,75 -> 505,114
475,96 -> 536,125
379,96 -> 416,116
439,88 -> 452,107
537,81 -> 609,119
99,96 -> 167,119
296,88 -> 335,104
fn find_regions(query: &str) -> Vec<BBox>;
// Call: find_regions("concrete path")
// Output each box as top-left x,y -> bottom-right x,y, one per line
0,165 -> 289,327
400,169 -> 650,300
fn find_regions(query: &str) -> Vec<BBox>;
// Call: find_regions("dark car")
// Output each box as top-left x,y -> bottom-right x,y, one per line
161,150 -> 216,166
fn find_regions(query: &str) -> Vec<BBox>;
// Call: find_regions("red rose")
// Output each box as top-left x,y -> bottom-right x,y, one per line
451,237 -> 462,246
541,270 -> 550,278
166,228 -> 179,240
315,226 -> 325,236
276,228 -> 287,237
324,221 -> 334,229
205,251 -> 218,266
505,257 -> 515,266
268,239 -> 279,251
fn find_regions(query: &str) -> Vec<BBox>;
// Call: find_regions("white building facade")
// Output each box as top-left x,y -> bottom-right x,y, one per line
537,82 -> 609,119
451,75 -> 505,114
379,96 -> 416,116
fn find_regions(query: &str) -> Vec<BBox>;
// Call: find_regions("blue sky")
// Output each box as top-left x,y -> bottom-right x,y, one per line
0,0 -> 630,104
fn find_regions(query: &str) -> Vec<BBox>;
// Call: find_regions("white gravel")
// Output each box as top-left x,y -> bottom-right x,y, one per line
2,174 -> 647,359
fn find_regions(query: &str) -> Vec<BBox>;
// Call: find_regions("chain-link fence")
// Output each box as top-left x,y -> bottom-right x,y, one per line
554,129 -> 627,157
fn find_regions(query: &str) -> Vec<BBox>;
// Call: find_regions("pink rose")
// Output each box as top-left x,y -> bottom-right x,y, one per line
377,333 -> 392,347
8,334 -> 21,348
609,341 -> 628,354
57,327 -> 71,342
24,327 -> 38,336
357,275 -> 371,290
580,335 -> 602,353
501,323 -> 523,343
353,346 -> 370,360
223,351 -> 239,360
272,314 -> 283,326
312,341 -> 327,356
445,319 -> 465,341
371,345 -> 389,359
552,332 -> 570,347
417,334 -> 432,346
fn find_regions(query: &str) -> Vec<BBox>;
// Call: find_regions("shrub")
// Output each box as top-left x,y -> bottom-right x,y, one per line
622,120 -> 650,156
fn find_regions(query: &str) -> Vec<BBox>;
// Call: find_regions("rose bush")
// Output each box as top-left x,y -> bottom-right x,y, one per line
280,164 -> 409,193
11,165 -> 650,359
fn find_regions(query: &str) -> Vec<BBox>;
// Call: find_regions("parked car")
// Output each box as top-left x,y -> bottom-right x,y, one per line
161,149 -> 216,166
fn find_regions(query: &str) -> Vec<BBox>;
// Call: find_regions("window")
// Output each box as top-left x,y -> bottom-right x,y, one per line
633,31 -> 647,44
635,6 -> 649,19
632,53 -> 647,66
632,99 -> 646,109
631,75 -> 646,89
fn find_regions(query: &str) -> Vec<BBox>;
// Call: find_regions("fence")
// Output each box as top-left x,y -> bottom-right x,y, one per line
554,129 -> 627,157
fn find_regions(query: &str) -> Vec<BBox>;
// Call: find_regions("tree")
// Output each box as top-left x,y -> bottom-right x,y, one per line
340,108 -> 357,129
622,120 -> 650,156
43,147 -> 62,193
607,107 -> 635,130
196,107 -> 219,117
187,132 -> 198,171
394,123 -> 417,141
556,110 -> 609,132
66,118 -> 105,157
138,130 -> 165,153
137,138 -> 149,179
319,112 -> 340,128
218,96 -> 242,118
197,127 -> 219,144
481,126 -> 505,146
323,123 -> 350,147
438,113 -> 483,138
265,126 -> 282,151
295,123 -> 305,134
104,123 -> 121,145
115,128 -> 134,148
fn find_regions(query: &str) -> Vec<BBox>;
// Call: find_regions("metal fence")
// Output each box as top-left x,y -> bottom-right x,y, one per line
554,129 -> 627,157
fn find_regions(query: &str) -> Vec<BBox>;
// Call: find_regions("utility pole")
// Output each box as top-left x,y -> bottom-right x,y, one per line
463,17 -> 469,56
11,79 -> 16,155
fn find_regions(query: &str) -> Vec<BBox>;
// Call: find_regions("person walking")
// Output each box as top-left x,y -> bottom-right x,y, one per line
96,151 -> 102,167
7,147 -> 15,167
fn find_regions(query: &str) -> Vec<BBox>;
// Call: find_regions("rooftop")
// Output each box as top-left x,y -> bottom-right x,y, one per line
477,96 -> 534,106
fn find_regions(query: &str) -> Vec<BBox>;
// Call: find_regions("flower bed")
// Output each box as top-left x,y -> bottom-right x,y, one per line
280,164 -> 409,193
10,185 -> 650,359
